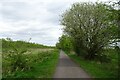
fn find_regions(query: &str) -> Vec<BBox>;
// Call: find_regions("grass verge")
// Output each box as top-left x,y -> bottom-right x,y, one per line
2,49 -> 59,78
65,49 -> 118,79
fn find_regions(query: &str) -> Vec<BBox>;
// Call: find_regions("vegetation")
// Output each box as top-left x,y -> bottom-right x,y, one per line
107,0 -> 120,39
60,2 -> 118,60
56,35 -> 73,52
66,49 -> 118,78
2,38 -> 59,78
2,38 -> 53,53
0,39 -> 2,79
1,0 -> 119,79
56,1 -> 119,78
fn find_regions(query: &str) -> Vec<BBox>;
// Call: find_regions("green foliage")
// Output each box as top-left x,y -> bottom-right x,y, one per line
2,38 -> 58,78
2,43 -> 30,77
66,49 -> 118,78
56,35 -> 73,52
61,2 -> 117,60
2,38 -> 52,53
2,49 -> 59,78
107,0 -> 120,39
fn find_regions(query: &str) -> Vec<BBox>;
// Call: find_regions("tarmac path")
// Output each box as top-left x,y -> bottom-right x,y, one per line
53,50 -> 91,78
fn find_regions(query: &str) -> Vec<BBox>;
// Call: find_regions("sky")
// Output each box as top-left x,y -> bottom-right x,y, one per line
0,0 -> 111,46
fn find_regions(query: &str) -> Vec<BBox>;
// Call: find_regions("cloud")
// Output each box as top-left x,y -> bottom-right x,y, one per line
0,0 -> 111,46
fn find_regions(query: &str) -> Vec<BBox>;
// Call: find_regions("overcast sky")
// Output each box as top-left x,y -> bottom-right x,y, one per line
0,0 -> 111,46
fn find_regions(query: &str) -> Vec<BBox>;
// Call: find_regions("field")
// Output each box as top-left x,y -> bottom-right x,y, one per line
2,39 -> 59,78
66,49 -> 119,78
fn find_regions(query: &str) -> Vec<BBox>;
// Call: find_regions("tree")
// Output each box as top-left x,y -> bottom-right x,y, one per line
107,0 -> 120,39
61,2 -> 116,60
57,35 -> 73,52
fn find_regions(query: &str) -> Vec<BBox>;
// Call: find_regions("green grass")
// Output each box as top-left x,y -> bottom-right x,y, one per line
66,49 -> 118,78
1,38 -> 54,53
2,39 -> 59,78
2,49 -> 59,78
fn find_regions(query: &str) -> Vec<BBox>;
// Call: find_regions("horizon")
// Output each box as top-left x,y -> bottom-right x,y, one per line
0,0 -> 111,46
0,37 -> 55,47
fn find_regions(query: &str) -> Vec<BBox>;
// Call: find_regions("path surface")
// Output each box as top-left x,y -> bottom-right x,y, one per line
53,50 -> 91,78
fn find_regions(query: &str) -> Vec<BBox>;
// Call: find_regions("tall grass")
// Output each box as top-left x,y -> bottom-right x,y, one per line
2,38 -> 59,78
2,49 -> 59,78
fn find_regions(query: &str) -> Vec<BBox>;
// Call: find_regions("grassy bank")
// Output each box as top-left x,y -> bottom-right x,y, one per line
2,39 -> 59,78
65,49 -> 118,78
2,49 -> 59,78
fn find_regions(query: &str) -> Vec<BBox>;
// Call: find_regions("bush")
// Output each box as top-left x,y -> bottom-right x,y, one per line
2,48 -> 32,77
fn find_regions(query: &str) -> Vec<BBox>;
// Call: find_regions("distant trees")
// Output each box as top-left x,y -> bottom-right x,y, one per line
56,35 -> 73,52
107,0 -> 120,39
58,2 -> 117,60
